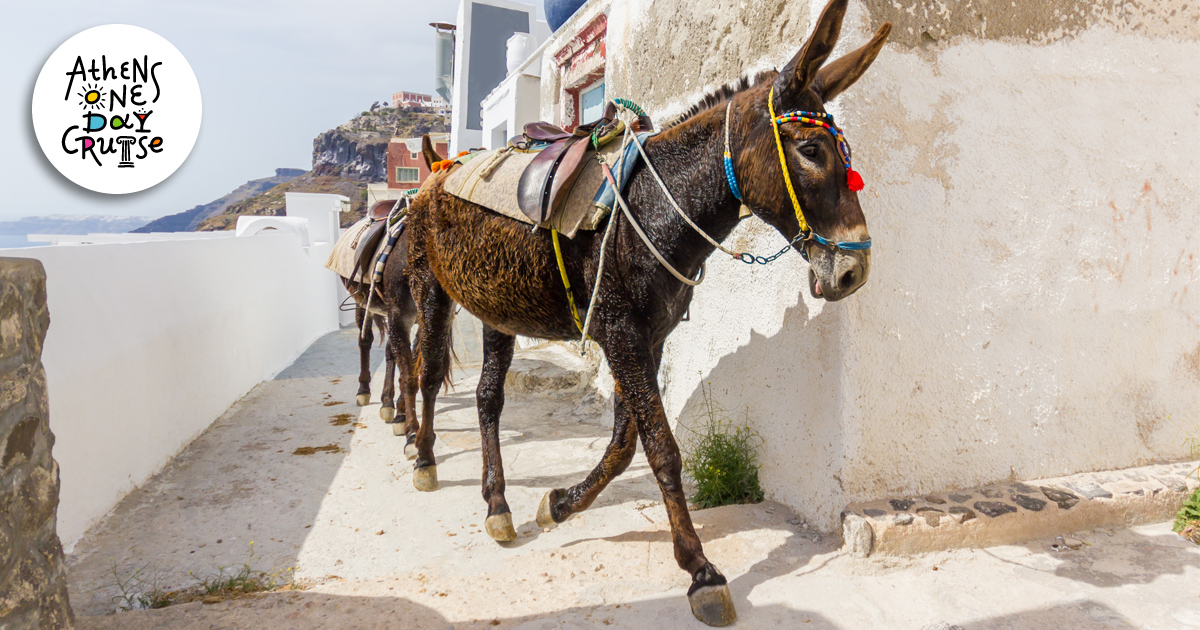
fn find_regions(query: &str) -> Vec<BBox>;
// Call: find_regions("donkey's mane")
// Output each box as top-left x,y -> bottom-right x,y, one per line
661,70 -> 776,130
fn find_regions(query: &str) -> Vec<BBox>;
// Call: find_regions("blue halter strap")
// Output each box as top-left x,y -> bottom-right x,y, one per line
723,100 -> 872,262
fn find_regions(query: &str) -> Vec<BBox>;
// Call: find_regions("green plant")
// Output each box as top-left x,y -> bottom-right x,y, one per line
190,542 -> 294,600
1174,425 -> 1200,544
109,543 -> 295,612
1174,488 -> 1200,545
109,562 -> 175,611
680,383 -> 764,509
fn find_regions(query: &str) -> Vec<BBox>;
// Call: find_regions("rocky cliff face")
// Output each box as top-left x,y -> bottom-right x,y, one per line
199,106 -> 449,231
311,106 -> 449,182
312,132 -> 388,181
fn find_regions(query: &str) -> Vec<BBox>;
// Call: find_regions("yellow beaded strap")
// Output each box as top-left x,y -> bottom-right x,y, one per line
550,228 -> 587,336
768,86 -> 810,235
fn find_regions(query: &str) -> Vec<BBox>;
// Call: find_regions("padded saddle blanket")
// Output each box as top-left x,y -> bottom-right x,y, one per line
326,212 -> 405,284
442,132 -> 650,238
326,217 -> 374,282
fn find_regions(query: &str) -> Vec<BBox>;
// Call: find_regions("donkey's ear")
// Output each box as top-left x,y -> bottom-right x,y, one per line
812,23 -> 891,102
774,0 -> 848,103
421,134 -> 444,169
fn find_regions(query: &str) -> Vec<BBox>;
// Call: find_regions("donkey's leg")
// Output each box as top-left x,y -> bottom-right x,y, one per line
537,343 -> 662,526
390,313 -> 420,448
604,334 -> 735,627
380,319 -> 397,423
354,306 -> 373,407
536,391 -> 637,527
411,284 -> 454,492
475,326 -> 517,541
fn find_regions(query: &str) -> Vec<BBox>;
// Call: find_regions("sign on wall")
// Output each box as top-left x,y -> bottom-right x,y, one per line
31,24 -> 202,195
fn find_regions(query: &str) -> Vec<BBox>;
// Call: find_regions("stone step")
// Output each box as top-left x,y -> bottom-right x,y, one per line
505,343 -> 599,400
842,460 -> 1199,557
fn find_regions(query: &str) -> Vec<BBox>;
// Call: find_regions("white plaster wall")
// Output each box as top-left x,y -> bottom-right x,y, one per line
6,232 -> 340,547
545,0 -> 1199,530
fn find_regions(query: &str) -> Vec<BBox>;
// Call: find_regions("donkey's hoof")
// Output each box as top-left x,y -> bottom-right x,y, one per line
380,406 -> 395,422
403,435 -> 418,458
688,584 -> 737,627
535,490 -> 563,528
356,394 -> 370,406
485,513 -> 517,542
413,466 -> 438,492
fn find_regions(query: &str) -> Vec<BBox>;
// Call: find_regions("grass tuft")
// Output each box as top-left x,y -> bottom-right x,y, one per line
109,542 -> 297,612
680,383 -> 765,509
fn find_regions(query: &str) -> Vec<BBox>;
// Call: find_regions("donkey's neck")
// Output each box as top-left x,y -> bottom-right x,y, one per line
630,105 -> 744,277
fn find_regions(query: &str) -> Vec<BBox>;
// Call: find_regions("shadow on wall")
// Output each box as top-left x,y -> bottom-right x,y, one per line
672,299 -> 848,530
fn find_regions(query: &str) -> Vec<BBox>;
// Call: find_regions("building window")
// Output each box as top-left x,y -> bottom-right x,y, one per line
396,167 -> 419,183
553,14 -> 607,130
411,151 -> 419,159
579,82 -> 606,125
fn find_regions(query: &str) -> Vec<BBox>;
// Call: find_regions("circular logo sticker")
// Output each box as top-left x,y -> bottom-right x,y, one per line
31,25 -> 202,195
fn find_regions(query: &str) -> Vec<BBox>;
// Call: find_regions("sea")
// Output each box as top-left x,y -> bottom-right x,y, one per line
0,234 -> 35,250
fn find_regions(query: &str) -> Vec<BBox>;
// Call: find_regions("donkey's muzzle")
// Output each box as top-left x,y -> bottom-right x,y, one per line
808,247 -> 869,302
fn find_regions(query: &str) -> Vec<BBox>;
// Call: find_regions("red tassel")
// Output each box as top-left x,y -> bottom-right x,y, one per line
846,168 -> 864,191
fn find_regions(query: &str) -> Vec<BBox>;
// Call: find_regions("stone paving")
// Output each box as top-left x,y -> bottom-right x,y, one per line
844,462 -> 1199,557
64,327 -> 1200,629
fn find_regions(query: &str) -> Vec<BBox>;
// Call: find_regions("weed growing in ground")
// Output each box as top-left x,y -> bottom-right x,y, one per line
108,542 -> 296,612
110,562 -> 175,611
680,383 -> 764,509
193,545 -> 294,600
1173,488 -> 1200,545
1174,427 -> 1200,545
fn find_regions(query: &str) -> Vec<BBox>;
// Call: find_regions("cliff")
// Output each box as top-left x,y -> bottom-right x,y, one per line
131,168 -> 306,233
198,105 -> 449,231
312,106 -> 449,181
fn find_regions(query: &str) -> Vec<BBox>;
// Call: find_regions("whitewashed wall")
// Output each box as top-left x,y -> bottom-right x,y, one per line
6,231 -> 340,547
542,0 -> 1200,530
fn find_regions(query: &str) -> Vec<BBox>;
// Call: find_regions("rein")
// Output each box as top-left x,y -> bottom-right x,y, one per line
551,92 -> 873,341
761,86 -> 871,257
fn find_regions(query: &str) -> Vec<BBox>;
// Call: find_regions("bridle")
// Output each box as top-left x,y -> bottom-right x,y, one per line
723,86 -> 872,262
559,95 -> 875,343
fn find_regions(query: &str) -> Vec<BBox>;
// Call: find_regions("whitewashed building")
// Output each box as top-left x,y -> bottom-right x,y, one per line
524,0 -> 1199,530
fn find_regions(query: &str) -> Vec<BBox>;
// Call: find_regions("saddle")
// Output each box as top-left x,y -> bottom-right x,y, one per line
516,103 -> 652,224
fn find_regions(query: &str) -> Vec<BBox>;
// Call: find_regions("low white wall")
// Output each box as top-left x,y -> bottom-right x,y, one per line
541,0 -> 1200,530
6,231 -> 340,547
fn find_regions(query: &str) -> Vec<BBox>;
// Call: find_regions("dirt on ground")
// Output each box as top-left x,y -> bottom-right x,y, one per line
66,329 -> 1200,629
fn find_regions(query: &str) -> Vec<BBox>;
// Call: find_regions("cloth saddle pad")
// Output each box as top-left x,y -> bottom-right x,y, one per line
325,217 -> 395,284
326,217 -> 375,281
443,137 -> 632,238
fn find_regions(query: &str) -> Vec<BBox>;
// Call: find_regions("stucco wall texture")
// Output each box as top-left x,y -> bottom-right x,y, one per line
542,0 -> 1200,530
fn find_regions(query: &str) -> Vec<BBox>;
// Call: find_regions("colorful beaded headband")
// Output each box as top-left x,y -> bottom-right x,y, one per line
773,111 -> 864,192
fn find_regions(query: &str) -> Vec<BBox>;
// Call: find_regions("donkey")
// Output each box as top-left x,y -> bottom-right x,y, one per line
403,1 -> 889,624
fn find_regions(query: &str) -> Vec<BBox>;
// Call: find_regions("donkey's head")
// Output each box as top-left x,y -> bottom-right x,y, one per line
732,0 -> 890,302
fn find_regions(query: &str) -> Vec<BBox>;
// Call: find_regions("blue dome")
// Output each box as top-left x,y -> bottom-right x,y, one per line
545,0 -> 587,31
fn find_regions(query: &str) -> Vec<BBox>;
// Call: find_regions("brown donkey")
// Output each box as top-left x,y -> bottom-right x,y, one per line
403,0 -> 889,624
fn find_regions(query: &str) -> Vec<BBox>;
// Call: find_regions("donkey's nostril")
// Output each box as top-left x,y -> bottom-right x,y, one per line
838,268 -> 857,290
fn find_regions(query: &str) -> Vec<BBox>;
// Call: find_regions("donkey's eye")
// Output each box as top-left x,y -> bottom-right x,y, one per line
799,145 -> 819,159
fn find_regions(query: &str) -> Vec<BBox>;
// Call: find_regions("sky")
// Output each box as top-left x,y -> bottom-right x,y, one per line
0,0 -> 484,223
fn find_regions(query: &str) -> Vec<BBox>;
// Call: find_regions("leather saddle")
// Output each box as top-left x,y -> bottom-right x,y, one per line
516,103 -> 652,225
353,199 -> 404,283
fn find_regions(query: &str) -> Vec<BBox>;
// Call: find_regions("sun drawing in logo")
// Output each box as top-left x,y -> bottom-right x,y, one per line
78,83 -> 104,110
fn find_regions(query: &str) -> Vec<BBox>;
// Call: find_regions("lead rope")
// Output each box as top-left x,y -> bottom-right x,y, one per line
577,123 -> 633,343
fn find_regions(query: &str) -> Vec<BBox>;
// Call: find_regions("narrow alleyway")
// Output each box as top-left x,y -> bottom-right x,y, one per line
66,328 -> 1200,629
